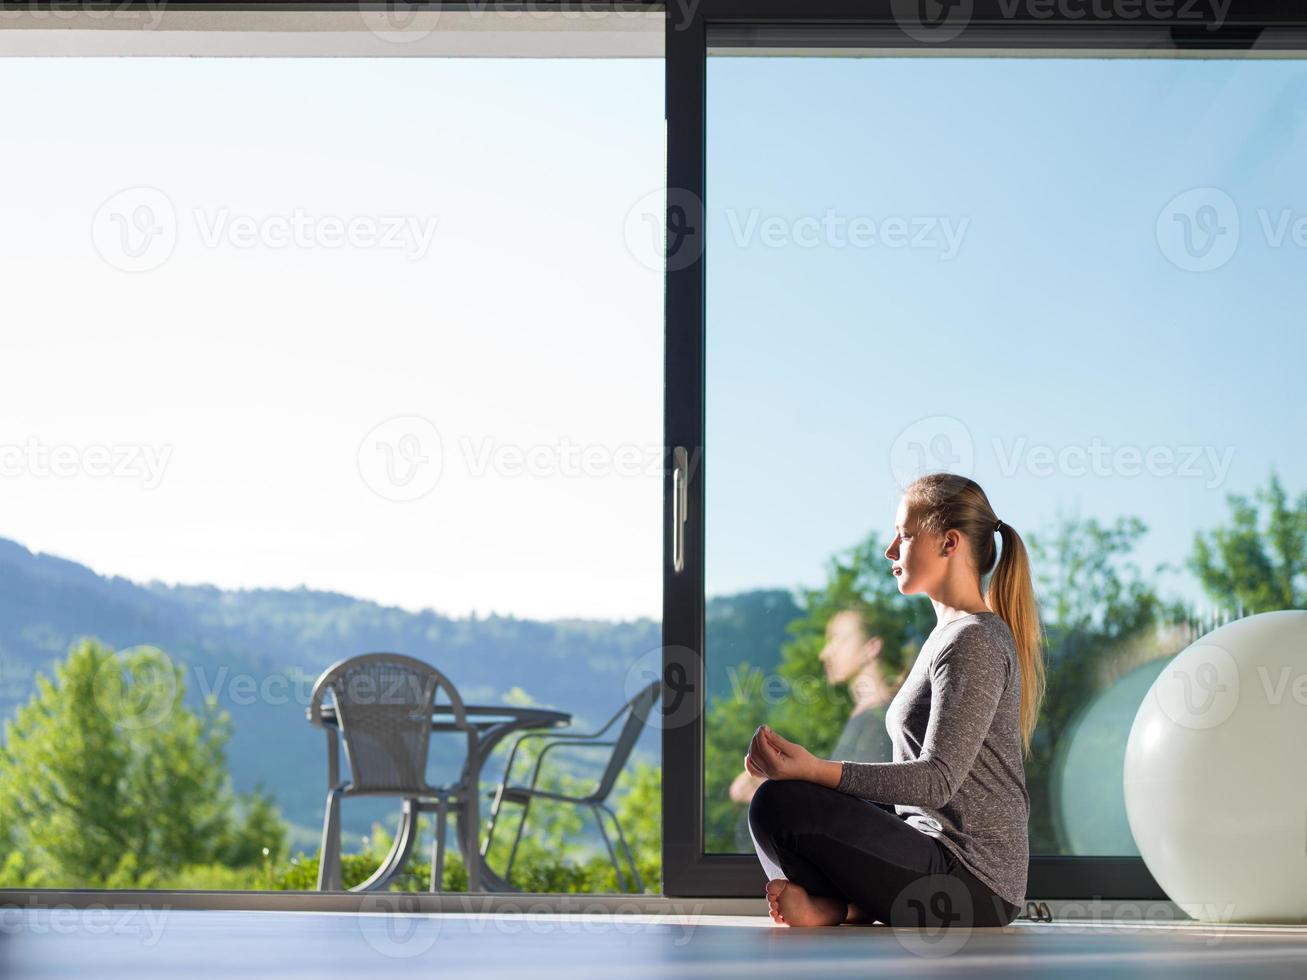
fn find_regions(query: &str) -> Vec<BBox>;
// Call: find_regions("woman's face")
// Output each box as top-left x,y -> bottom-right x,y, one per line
885,497 -> 942,596
818,609 -> 878,684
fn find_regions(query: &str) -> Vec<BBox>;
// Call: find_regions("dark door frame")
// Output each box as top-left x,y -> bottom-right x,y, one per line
661,0 -> 1307,898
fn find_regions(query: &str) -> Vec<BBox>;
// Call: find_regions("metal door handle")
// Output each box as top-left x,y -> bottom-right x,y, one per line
672,446 -> 688,573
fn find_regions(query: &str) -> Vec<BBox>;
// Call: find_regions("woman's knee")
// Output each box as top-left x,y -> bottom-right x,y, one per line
748,778 -> 825,836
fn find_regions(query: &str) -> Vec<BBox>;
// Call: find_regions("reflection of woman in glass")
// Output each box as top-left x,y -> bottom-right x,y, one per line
727,607 -> 903,850
745,473 -> 1045,929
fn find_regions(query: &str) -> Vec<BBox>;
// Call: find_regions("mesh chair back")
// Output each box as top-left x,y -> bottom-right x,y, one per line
310,652 -> 472,794
592,679 -> 661,801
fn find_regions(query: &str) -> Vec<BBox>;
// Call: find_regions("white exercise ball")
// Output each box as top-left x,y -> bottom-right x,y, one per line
1123,609 -> 1307,924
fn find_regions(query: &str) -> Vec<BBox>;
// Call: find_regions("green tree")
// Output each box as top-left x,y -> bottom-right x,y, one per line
217,786 -> 290,869
1189,469 -> 1306,613
0,638 -> 286,887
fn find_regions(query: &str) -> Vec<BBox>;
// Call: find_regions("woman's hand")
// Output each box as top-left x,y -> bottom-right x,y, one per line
744,725 -> 819,783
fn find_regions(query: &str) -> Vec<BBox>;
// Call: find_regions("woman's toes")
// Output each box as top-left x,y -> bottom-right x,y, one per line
765,879 -> 789,925
772,879 -> 844,927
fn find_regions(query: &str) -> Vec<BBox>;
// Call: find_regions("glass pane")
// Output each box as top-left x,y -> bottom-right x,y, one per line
704,50 -> 1307,855
0,48 -> 664,891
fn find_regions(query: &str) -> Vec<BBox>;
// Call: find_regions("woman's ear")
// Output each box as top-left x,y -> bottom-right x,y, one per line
861,635 -> 884,663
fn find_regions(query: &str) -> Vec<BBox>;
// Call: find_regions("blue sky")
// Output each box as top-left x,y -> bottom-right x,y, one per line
0,57 -> 665,621
707,54 -> 1307,612
0,52 -> 1303,621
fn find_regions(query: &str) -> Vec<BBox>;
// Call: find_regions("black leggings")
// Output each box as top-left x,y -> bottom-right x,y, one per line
748,779 -> 1021,928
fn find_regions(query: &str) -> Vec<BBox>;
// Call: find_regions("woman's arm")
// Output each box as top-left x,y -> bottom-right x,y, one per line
808,758 -> 844,790
823,633 -> 1009,808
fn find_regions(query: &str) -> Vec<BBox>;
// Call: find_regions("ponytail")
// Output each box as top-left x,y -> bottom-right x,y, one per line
987,521 -> 1046,757
904,474 -> 1046,757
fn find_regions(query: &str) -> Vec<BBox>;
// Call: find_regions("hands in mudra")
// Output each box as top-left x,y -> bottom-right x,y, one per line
745,725 -> 820,783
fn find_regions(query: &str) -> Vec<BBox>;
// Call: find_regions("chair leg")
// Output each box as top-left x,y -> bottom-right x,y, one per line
480,786 -> 505,863
317,788 -> 343,891
476,795 -> 522,893
504,797 -> 533,887
431,797 -> 448,892
590,803 -> 629,893
599,801 -> 643,894
353,799 -> 419,893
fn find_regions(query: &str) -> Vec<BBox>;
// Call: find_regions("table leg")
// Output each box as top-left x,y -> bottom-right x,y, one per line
452,717 -> 569,893
457,731 -> 508,893
461,769 -> 483,892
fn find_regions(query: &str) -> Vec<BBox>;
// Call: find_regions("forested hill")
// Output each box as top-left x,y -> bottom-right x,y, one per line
0,535 -> 799,840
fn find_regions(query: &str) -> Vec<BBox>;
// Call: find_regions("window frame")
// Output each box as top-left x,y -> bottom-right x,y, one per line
0,0 -> 1304,907
0,0 -> 666,911
661,0 -> 1307,899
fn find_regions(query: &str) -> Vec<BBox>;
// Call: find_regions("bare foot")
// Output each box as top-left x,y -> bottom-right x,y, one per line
765,879 -> 847,927
845,902 -> 876,925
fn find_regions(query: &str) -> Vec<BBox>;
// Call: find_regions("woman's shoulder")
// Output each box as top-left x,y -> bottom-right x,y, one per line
943,611 -> 1013,643
935,613 -> 1016,666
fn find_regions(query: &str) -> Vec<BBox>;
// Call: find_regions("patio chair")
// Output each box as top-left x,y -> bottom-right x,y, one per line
308,652 -> 479,892
479,678 -> 661,893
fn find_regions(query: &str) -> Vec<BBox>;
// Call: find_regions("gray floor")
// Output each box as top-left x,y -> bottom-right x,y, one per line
3,908 -> 1307,978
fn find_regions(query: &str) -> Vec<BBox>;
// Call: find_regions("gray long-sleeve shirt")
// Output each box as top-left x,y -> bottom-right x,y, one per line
833,611 -> 1030,907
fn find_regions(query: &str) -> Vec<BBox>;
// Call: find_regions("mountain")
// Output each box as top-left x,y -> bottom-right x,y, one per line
0,536 -> 800,847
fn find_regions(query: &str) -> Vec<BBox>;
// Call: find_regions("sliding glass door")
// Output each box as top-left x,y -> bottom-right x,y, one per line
0,7 -> 665,897
664,7 -> 1307,898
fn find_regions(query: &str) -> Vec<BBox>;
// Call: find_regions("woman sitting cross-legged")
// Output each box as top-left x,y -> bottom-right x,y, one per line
746,472 -> 1045,929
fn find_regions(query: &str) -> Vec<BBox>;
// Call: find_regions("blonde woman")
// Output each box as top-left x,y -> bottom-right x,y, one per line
746,473 -> 1045,928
